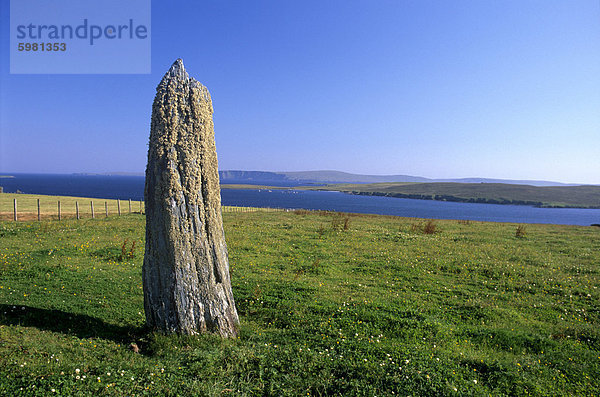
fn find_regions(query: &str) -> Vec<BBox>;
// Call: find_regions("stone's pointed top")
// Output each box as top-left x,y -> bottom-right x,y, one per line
162,58 -> 189,83
170,58 -> 185,73
156,58 -> 211,102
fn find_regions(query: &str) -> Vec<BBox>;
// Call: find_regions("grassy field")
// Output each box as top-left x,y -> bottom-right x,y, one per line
307,183 -> 600,209
0,193 -> 144,221
0,193 -> 281,221
0,207 -> 599,395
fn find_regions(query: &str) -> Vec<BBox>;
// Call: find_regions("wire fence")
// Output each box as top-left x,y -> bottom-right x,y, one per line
0,193 -> 285,221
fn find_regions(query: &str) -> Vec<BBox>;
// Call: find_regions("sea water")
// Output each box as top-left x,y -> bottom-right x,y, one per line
2,174 -> 599,226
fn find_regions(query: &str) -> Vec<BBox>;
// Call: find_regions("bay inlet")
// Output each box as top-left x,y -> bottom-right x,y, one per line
1,173 -> 599,226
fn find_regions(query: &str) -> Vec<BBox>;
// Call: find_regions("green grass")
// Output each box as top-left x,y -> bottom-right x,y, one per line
0,210 -> 599,395
0,193 -> 143,221
0,193 -> 280,222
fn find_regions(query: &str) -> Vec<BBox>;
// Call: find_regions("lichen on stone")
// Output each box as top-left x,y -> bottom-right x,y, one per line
143,59 -> 239,337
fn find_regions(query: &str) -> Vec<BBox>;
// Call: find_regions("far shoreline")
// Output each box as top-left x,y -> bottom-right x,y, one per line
220,183 -> 600,210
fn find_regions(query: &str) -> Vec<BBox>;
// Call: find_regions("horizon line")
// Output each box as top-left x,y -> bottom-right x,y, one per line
0,170 -> 597,186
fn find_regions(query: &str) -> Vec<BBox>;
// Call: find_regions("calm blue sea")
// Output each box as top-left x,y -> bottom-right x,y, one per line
1,174 -> 146,200
2,173 -> 599,226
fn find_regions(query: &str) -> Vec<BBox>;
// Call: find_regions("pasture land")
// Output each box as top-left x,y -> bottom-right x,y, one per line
0,193 -> 281,221
0,209 -> 598,395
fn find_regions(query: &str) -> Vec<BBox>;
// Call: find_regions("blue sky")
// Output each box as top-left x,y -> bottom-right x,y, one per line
1,0 -> 599,184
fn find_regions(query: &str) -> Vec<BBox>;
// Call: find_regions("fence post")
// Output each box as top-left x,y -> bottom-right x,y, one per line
58,201 -> 61,221
13,198 -> 17,221
91,201 -> 95,219
76,201 -> 80,220
128,199 -> 132,213
117,199 -> 121,216
37,198 -> 41,221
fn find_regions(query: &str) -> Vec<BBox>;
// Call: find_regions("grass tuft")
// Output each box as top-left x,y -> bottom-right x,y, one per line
423,219 -> 438,234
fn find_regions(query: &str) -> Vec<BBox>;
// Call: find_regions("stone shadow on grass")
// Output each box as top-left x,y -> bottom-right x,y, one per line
0,304 -> 146,346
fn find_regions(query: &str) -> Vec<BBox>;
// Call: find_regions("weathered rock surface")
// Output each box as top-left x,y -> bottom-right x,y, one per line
143,59 -> 239,337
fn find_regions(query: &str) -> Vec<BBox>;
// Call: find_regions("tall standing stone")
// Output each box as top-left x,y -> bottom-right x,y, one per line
143,59 -> 239,337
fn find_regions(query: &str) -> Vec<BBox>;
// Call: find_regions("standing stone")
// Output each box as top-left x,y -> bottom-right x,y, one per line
143,59 -> 239,337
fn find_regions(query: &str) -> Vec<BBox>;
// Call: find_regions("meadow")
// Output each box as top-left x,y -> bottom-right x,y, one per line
0,205 -> 599,395
0,193 -> 143,221
0,193 -> 276,221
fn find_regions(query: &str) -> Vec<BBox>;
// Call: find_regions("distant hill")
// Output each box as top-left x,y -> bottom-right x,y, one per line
217,170 -> 580,187
281,170 -> 430,183
93,170 -> 586,187
219,170 -> 290,183
436,177 -> 576,187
